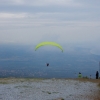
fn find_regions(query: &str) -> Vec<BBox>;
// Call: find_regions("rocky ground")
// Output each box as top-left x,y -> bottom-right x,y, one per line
0,78 -> 100,100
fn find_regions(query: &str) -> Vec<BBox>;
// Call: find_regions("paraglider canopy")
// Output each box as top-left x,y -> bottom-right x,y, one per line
35,41 -> 63,52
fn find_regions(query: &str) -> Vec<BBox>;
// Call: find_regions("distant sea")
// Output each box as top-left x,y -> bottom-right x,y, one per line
0,44 -> 100,79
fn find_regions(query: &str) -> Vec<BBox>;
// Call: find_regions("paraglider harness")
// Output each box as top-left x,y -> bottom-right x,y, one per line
47,63 -> 49,66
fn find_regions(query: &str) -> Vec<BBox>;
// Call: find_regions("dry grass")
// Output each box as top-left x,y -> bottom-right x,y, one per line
98,83 -> 100,87
0,78 -> 44,84
92,91 -> 100,100
73,78 -> 100,83
75,78 -> 100,100
0,78 -> 100,84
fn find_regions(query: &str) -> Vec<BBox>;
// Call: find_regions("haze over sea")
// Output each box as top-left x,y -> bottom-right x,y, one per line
0,44 -> 100,79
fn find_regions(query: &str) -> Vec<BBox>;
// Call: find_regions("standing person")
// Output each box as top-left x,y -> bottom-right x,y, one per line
96,71 -> 99,79
78,72 -> 82,78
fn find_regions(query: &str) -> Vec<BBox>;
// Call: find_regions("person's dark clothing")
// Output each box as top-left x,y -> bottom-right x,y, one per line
47,63 -> 49,66
96,71 -> 99,79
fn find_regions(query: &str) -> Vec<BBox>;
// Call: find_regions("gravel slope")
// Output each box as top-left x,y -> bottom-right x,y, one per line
0,78 -> 100,100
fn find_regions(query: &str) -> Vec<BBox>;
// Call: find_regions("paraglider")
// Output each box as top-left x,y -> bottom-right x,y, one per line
35,41 -> 63,67
35,41 -> 63,52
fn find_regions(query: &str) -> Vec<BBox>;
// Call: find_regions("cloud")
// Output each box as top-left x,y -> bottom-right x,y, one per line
0,0 -> 100,49
0,11 -> 99,24
0,18 -> 99,46
0,0 -> 99,8
0,13 -> 27,18
0,0 -> 82,7
27,0 -> 81,7
0,0 -> 24,5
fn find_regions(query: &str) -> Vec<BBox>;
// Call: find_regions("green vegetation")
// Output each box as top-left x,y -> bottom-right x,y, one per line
0,81 -> 8,84
42,91 -> 52,94
47,92 -> 51,94
82,76 -> 89,79
20,91 -> 24,94
14,85 -> 32,88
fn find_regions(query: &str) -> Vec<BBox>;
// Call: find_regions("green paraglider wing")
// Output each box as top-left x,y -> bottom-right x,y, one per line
35,42 -> 63,52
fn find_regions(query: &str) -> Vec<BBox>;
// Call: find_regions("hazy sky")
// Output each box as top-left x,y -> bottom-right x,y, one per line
0,0 -> 100,50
